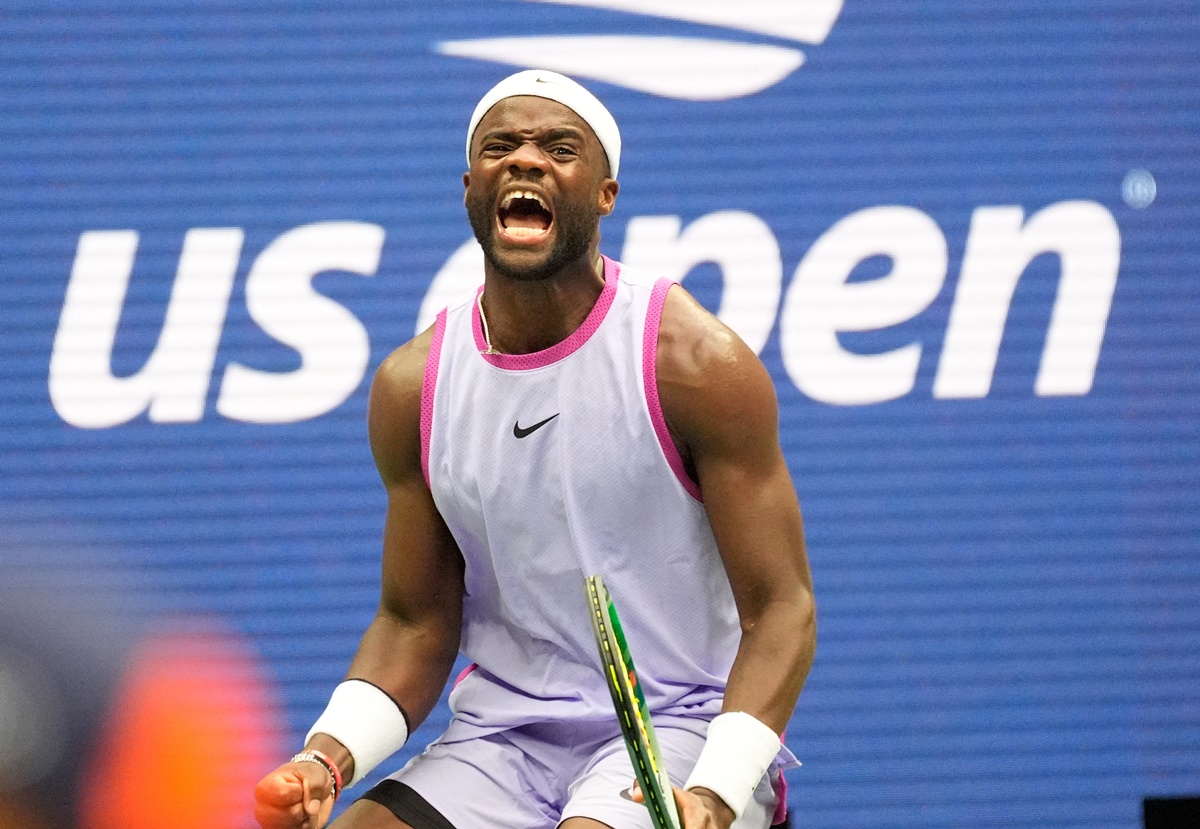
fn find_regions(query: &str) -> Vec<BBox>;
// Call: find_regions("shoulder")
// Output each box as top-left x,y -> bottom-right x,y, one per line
368,325 -> 437,485
657,285 -> 765,393
372,324 -> 436,405
656,285 -> 778,454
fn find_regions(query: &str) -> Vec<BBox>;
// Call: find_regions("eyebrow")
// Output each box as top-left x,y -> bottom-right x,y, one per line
479,126 -> 587,144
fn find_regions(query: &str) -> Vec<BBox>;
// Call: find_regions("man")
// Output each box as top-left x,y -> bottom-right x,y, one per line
255,69 -> 815,829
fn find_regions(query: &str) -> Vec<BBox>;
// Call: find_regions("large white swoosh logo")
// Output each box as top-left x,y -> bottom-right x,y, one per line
439,36 -> 804,101
527,0 -> 843,43
436,0 -> 843,100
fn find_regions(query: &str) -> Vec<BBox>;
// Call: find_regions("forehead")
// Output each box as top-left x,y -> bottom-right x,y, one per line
472,95 -> 600,148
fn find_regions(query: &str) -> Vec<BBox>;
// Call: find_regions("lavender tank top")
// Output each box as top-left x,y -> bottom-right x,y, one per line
420,256 -> 739,741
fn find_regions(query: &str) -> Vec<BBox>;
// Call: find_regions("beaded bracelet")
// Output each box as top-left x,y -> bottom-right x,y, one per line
290,749 -> 343,801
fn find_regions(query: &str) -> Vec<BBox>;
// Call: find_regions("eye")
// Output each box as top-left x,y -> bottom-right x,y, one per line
549,145 -> 578,158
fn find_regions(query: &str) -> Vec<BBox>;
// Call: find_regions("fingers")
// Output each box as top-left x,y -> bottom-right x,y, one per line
253,771 -> 307,829
675,788 -> 707,829
253,766 -> 335,829
628,780 -> 733,829
254,798 -> 309,829
673,786 -> 735,829
256,772 -> 304,807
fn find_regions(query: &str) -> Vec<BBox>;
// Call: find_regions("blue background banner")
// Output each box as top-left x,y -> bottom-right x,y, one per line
2,2 -> 1197,826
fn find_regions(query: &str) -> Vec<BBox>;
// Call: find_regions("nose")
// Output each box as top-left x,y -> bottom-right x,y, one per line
506,141 -> 547,175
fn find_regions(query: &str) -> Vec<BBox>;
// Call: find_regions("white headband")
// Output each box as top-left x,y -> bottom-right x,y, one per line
466,69 -> 621,179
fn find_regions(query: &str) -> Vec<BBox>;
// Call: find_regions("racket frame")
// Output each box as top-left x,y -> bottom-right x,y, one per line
585,574 -> 682,829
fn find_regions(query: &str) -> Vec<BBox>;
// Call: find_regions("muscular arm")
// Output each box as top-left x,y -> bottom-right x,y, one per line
657,286 -> 816,733
308,327 -> 465,784
256,328 -> 464,829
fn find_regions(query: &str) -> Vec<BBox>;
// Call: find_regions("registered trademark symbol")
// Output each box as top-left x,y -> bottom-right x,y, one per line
1122,169 -> 1157,209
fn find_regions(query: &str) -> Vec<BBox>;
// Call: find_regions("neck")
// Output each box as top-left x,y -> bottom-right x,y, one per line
479,252 -> 606,355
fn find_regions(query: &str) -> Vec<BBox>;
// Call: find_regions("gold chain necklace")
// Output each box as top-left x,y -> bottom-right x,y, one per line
476,257 -> 604,356
477,292 -> 498,355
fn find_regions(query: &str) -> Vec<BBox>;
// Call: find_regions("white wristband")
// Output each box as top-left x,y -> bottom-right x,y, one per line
684,712 -> 780,819
306,679 -> 410,788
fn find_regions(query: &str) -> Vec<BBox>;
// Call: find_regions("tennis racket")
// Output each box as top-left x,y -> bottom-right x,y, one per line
585,573 -> 681,829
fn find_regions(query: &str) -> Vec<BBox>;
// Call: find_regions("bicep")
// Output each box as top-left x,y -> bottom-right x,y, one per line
378,472 -> 464,628
691,367 -> 810,613
346,342 -> 464,721
657,290 -> 809,612
366,337 -> 465,630
657,290 -> 815,726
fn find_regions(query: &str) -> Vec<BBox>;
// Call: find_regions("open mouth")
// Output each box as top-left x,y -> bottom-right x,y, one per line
498,189 -> 553,240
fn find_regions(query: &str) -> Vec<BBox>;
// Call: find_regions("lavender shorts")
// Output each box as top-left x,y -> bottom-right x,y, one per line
379,717 -> 780,829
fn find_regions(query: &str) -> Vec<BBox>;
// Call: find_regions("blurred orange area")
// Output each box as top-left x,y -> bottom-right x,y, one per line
80,628 -> 285,829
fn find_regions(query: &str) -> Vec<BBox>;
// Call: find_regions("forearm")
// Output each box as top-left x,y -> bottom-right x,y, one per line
722,588 -> 816,733
678,593 -> 813,825
345,608 -> 461,728
307,607 -> 460,785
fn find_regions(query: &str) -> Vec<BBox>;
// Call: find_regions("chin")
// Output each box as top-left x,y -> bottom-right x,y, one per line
486,246 -> 561,282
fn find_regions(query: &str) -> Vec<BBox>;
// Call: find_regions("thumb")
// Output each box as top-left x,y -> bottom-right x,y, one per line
301,774 -> 322,816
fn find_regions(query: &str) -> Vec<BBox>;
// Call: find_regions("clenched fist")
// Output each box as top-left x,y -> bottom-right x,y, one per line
254,761 -> 337,829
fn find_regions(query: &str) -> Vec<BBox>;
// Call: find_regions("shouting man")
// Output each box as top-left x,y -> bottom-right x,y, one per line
255,69 -> 816,829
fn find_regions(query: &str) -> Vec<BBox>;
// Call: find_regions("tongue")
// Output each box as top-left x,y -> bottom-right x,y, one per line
504,212 -> 550,232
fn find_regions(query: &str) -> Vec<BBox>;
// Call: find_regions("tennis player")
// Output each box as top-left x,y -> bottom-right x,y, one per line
254,69 -> 815,829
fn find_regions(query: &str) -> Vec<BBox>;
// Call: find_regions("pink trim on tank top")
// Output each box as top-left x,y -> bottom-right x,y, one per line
471,256 -> 620,370
452,662 -> 478,688
772,770 -> 788,824
643,279 -> 703,502
420,309 -> 448,488
772,728 -> 790,824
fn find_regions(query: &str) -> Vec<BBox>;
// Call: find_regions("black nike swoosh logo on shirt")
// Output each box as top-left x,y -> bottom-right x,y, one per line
513,413 -> 559,438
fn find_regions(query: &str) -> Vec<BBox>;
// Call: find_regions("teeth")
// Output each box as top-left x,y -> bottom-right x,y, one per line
505,226 -> 548,237
500,190 -> 549,210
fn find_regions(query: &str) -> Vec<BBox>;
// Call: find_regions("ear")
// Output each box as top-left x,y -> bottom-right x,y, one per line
597,178 -> 619,217
463,172 -> 471,190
